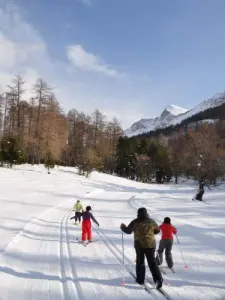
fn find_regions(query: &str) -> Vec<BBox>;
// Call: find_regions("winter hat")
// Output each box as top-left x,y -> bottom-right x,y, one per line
86,206 -> 92,211
137,207 -> 148,219
164,217 -> 171,224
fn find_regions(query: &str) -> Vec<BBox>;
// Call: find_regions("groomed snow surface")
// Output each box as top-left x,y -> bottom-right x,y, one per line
0,165 -> 225,300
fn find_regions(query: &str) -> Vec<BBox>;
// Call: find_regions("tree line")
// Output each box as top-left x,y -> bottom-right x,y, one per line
0,75 -> 123,174
1,74 -> 225,190
115,124 -> 225,192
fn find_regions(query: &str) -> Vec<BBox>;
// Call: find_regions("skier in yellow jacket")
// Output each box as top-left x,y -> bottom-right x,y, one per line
70,200 -> 84,225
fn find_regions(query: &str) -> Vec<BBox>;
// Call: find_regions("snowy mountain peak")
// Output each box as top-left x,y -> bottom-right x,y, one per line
161,105 -> 188,117
125,104 -> 187,137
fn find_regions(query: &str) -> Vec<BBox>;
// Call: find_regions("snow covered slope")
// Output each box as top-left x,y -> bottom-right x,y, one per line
125,92 -> 225,137
0,164 -> 225,300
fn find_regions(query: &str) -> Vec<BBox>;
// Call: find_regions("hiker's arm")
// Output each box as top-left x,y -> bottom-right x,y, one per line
91,213 -> 99,226
120,220 -> 135,234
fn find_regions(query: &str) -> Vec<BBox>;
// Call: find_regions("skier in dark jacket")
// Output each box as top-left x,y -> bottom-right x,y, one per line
156,217 -> 177,269
81,206 -> 99,242
120,207 -> 163,289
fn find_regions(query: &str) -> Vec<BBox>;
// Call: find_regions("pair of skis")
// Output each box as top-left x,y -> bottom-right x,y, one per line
160,266 -> 175,275
128,270 -> 171,300
76,237 -> 98,247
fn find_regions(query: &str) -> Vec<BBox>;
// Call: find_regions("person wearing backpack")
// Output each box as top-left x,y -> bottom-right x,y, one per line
120,207 -> 163,289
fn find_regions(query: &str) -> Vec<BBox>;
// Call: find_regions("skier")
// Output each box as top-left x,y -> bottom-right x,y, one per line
156,217 -> 177,269
70,200 -> 84,225
81,206 -> 99,242
194,179 -> 205,201
120,207 -> 163,289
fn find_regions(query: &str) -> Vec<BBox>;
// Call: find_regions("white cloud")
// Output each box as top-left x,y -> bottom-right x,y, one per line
0,2 -> 51,94
67,44 -> 123,78
0,33 -> 16,69
0,2 -> 141,129
0,32 -> 45,70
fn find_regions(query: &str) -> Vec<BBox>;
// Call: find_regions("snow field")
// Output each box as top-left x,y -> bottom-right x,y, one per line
0,165 -> 225,299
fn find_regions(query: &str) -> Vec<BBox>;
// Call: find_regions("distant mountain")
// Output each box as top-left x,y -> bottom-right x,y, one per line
124,92 -> 225,137
125,105 -> 187,137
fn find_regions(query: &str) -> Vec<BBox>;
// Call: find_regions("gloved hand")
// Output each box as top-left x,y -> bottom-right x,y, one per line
97,223 -> 100,227
120,223 -> 126,230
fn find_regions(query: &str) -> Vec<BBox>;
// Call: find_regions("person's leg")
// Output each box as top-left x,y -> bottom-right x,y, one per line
82,221 -> 87,241
165,240 -> 174,268
87,221 -> 92,241
135,246 -> 145,284
145,248 -> 163,286
75,212 -> 78,223
78,212 -> 81,223
156,240 -> 166,265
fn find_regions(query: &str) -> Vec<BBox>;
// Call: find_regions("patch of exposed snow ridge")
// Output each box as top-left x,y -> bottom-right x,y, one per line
125,92 -> 225,137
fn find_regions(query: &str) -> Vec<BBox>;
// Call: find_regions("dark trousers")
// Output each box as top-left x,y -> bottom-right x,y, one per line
156,239 -> 174,268
75,212 -> 82,222
135,246 -> 162,284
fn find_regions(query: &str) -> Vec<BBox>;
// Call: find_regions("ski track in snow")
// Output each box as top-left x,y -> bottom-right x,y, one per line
0,165 -> 225,300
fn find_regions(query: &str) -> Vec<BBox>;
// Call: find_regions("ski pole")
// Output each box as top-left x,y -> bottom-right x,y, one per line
122,231 -> 125,265
175,234 -> 188,268
121,231 -> 125,286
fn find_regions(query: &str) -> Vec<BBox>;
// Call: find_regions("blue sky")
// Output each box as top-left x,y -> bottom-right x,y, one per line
1,0 -> 225,128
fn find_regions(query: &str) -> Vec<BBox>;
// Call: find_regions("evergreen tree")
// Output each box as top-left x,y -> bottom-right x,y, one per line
136,139 -> 149,155
0,148 -> 3,167
135,155 -> 153,182
115,137 -> 137,179
78,149 -> 104,178
0,136 -> 23,168
153,144 -> 172,183
104,155 -> 117,174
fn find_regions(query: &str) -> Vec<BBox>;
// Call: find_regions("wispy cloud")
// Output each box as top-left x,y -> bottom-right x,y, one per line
67,44 -> 123,78
0,2 -> 139,128
0,32 -> 45,70
0,2 -> 46,92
